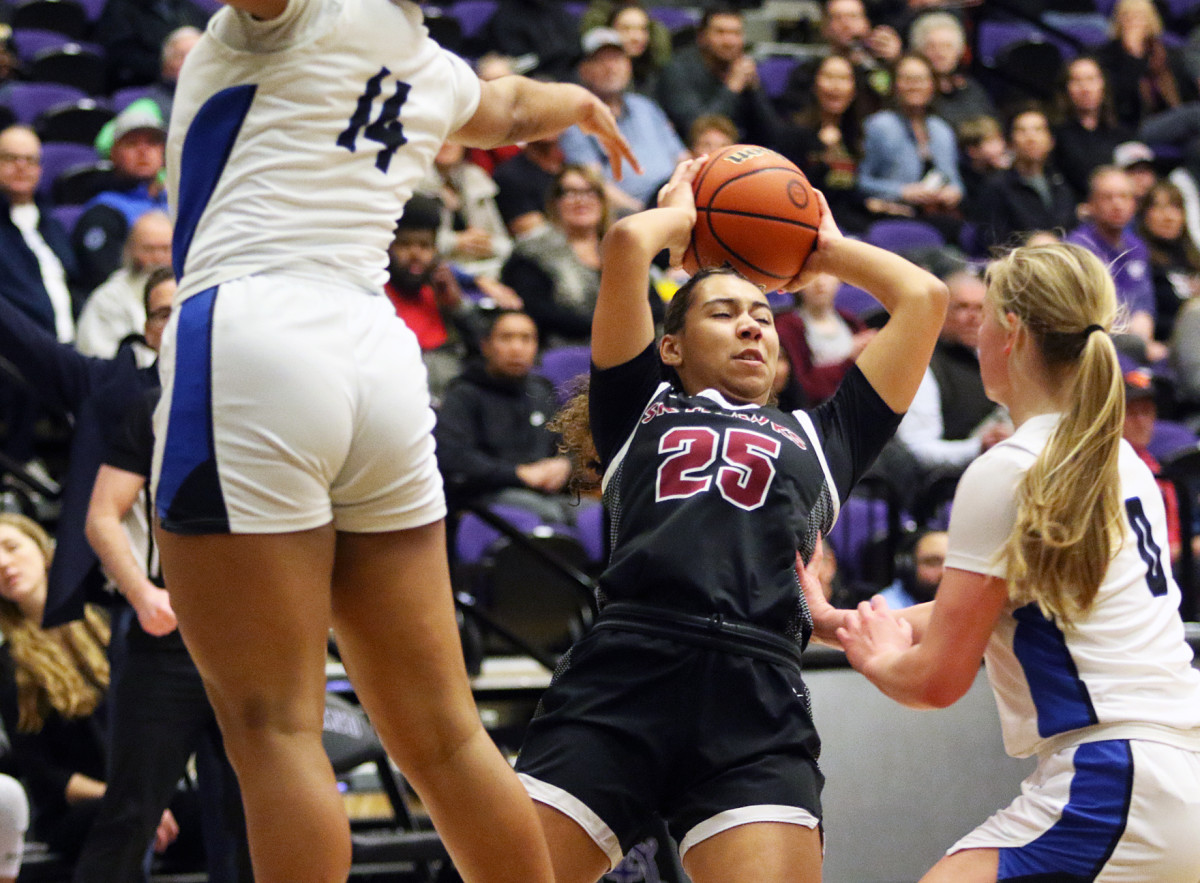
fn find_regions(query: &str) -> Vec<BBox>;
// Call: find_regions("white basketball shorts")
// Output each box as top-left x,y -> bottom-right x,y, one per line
151,274 -> 446,534
950,738 -> 1200,882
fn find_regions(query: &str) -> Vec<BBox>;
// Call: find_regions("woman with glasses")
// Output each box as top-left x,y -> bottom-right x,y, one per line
502,164 -> 663,347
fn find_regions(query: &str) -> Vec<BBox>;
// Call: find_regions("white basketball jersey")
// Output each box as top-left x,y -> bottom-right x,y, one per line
945,412 -> 1200,758
165,0 -> 481,302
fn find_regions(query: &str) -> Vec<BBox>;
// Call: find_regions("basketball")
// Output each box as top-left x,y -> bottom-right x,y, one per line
682,144 -> 821,290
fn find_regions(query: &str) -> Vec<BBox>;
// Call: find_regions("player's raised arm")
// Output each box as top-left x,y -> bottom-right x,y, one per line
591,157 -> 703,369
795,192 -> 948,413
452,76 -> 640,180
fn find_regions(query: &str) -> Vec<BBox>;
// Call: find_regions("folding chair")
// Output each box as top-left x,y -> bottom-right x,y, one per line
9,0 -> 89,39
28,43 -> 108,94
51,158 -> 116,204
321,693 -> 448,881
35,97 -> 113,145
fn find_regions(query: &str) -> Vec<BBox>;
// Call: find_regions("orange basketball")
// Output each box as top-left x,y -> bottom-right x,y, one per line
682,144 -> 821,290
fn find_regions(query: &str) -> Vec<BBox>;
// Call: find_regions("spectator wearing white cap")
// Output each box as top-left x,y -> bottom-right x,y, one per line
1114,139 -> 1158,200
71,103 -> 169,293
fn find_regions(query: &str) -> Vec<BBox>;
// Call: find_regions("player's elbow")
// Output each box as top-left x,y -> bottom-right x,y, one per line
917,669 -> 973,709
918,277 -> 950,322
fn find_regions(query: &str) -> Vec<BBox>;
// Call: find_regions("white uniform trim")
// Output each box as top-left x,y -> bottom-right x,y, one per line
790,408 -> 840,526
678,805 -> 819,858
0,774 -> 27,878
519,773 -> 625,870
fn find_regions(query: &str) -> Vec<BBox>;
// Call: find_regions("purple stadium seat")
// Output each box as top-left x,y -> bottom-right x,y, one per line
453,505 -> 544,565
864,219 -> 945,254
110,85 -> 156,114
74,0 -> 108,20
976,20 -> 1045,66
827,496 -> 891,585
35,141 -> 96,198
1149,419 -> 1199,462
834,282 -> 881,318
1044,12 -> 1110,50
757,55 -> 800,101
445,0 -> 497,40
0,81 -> 86,124
767,290 -> 796,312
649,6 -> 700,32
573,501 -> 605,565
49,203 -> 86,236
537,344 -> 592,406
10,27 -> 75,63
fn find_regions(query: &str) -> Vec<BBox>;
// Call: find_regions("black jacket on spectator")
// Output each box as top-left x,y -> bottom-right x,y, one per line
0,643 -> 107,857
929,339 -> 994,442
434,359 -> 561,509
0,294 -> 153,626
656,46 -> 781,149
973,166 -> 1077,250
0,193 -> 79,333
492,153 -> 556,231
1053,118 -> 1132,202
484,0 -> 581,82
1095,38 -> 1199,131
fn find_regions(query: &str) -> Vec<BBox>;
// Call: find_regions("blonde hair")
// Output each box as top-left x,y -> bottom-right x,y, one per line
1110,0 -> 1164,39
0,514 -> 109,733
984,243 -> 1125,624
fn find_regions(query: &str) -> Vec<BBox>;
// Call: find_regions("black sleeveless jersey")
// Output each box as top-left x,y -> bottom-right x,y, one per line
591,345 -> 901,644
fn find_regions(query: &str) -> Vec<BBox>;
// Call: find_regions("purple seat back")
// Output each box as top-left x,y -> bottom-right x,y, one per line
454,505 -> 545,565
1149,419 -> 1199,462
445,0 -> 497,40
36,141 -> 96,199
0,81 -> 85,124
864,219 -> 945,255
537,345 -> 592,406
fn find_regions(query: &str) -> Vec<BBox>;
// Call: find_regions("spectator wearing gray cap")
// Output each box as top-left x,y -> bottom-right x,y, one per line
71,104 -> 169,294
560,27 -> 686,213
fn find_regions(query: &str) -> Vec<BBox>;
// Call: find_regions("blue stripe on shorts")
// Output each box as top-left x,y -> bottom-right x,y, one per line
998,740 -> 1134,882
156,287 -> 230,534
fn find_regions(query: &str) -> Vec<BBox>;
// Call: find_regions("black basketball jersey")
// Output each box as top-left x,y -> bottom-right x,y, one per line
590,345 -> 900,643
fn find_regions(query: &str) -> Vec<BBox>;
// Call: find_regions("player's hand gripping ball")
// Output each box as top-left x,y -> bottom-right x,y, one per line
682,144 -> 821,290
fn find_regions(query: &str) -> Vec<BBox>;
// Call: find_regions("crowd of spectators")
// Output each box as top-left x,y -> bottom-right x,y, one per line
7,0 -> 1200,874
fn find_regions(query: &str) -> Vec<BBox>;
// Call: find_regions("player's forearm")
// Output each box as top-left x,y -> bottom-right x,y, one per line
494,79 -> 602,148
85,515 -> 155,606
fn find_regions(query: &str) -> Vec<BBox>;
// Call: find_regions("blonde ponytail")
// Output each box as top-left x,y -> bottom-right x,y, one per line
986,244 -> 1126,624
